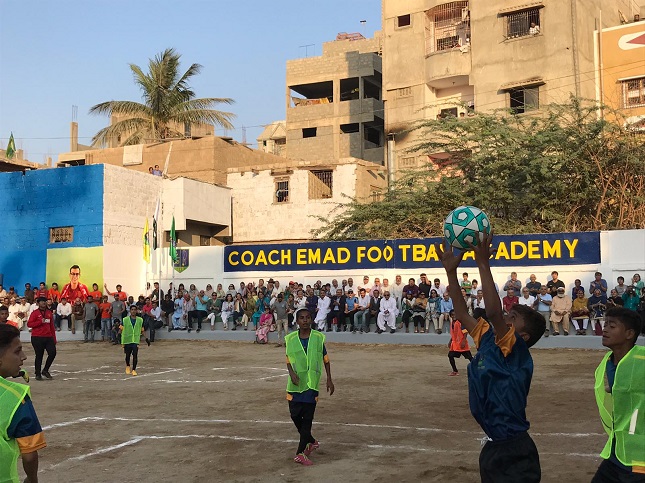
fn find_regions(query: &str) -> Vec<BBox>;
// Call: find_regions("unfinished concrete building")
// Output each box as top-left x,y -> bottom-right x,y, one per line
285,32 -> 385,165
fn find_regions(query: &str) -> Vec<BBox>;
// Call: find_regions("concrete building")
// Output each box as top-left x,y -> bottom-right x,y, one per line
285,32 -> 385,166
382,0 -> 643,173
595,17 -> 645,129
0,164 -> 231,296
58,129 -> 284,186
227,159 -> 387,243
0,148 -> 41,172
257,121 -> 287,157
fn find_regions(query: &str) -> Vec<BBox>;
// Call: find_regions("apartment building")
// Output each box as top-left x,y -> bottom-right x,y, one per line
382,0 -> 642,173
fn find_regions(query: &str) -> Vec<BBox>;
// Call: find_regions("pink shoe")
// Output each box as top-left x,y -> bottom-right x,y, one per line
294,453 -> 313,466
448,371 -> 459,376
303,440 -> 319,456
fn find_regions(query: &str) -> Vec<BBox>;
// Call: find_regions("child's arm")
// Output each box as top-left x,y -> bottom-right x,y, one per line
437,241 -> 478,333
470,233 -> 509,338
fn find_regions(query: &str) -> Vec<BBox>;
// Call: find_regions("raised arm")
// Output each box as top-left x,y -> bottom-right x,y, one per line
437,241 -> 478,333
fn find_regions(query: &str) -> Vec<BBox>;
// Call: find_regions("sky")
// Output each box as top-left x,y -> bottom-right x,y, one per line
0,0 -> 382,163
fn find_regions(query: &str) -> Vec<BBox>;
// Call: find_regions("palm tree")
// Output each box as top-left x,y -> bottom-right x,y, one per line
89,48 -> 235,146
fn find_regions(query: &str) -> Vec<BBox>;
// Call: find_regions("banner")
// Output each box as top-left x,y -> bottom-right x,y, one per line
224,232 -> 601,272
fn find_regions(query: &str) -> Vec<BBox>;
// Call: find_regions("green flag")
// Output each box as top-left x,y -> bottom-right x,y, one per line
5,133 -> 16,159
170,216 -> 178,262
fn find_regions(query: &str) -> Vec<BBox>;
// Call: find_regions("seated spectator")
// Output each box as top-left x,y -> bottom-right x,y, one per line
571,289 -> 590,335
571,279 -> 585,299
411,292 -> 427,333
589,272 -> 608,295
220,294 -> 235,330
622,286 -> 640,312
403,278 -> 419,298
417,273 -> 431,297
233,293 -> 245,327
460,272 -> 472,295
631,273 -> 644,294
517,288 -> 535,308
344,289 -> 358,332
305,288 -> 318,316
400,292 -> 415,333
502,272 -> 522,295
327,289 -> 345,332
0,285 -> 6,298
535,285 -> 553,336
242,293 -> 256,330
149,301 -> 162,342
437,292 -> 454,334
366,289 -> 381,333
550,287 -> 572,336
376,291 -> 398,334
461,288 -> 473,317
56,297 -> 72,333
588,288 -> 608,335
370,278 -> 383,298
255,306 -> 273,344
502,289 -> 519,315
427,289 -> 441,333
161,293 -> 174,328
614,276 -> 627,296
607,289 -> 624,308
353,288 -> 370,333
314,289 -> 331,332
432,278 -> 446,296
525,274 -> 541,297
472,290 -> 486,319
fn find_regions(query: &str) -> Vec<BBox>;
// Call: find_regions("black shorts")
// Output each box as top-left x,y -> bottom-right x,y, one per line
448,350 -> 472,358
592,459 -> 645,483
480,431 -> 540,483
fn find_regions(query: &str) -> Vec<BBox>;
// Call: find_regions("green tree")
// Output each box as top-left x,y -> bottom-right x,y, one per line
314,98 -> 645,240
89,48 -> 235,146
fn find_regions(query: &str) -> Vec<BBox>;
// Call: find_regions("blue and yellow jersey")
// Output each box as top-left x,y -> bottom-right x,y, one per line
7,396 -> 46,454
286,338 -> 329,403
467,318 -> 533,441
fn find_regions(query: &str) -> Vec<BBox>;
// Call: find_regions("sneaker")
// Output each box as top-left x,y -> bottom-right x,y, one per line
35,375 -> 43,381
125,366 -> 132,374
563,330 -> 569,336
303,440 -> 320,456
42,371 -> 53,380
448,371 -> 459,376
293,453 -> 313,466
131,370 -> 138,376
196,328 -> 200,333
390,329 -> 395,334
544,329 -> 550,337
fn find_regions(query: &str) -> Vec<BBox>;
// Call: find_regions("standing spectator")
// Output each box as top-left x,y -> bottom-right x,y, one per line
534,286 -> 553,336
460,272 -> 472,295
391,275 -> 405,310
71,298 -> 83,334
27,297 -> 57,380
438,292 -> 454,334
83,295 -> 98,342
571,289 -> 590,335
61,265 -> 89,303
550,287 -> 571,336
55,297 -> 72,332
34,283 -> 48,300
614,277 -> 627,296
366,289 -> 381,333
353,288 -> 370,333
403,278 -> 419,298
525,274 -> 541,298
462,288 -> 473,316
149,301 -> 162,342
273,293 -> 289,345
111,294 -> 126,328
171,293 -> 185,331
23,284 -> 34,304
589,272 -> 608,295
546,271 -> 565,298
151,282 -> 163,303
502,289 -> 519,315
99,295 -> 112,342
376,291 -> 398,334
631,274 -> 644,294
418,273 -> 432,297
472,290 -> 486,319
104,283 -> 128,303
327,289 -> 345,332
503,272 -> 522,295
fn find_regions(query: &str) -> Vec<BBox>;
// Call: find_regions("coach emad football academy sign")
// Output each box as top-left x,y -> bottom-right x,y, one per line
224,232 -> 601,272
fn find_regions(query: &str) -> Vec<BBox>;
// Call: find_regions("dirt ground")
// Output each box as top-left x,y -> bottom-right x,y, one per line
19,340 -> 607,483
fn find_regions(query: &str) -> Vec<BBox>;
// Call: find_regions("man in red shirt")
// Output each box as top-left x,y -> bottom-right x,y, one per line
27,297 -> 57,380
60,265 -> 89,304
502,289 -> 519,315
104,283 -> 128,302
47,283 -> 61,304
35,282 -> 48,300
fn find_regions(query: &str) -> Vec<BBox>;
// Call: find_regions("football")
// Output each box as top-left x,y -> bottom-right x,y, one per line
443,206 -> 491,250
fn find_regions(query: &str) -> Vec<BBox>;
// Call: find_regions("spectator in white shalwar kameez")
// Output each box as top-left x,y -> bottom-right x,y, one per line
377,291 -> 399,333
314,289 -> 331,331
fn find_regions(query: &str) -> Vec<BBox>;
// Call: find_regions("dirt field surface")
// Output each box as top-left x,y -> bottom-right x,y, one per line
20,340 -> 607,483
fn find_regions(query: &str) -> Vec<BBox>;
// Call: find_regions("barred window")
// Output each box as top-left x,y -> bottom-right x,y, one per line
509,86 -> 539,114
275,179 -> 289,203
425,2 -> 470,55
50,226 -> 74,243
309,170 -> 333,199
398,87 -> 412,98
399,156 -> 417,168
503,8 -> 541,39
622,77 -> 645,108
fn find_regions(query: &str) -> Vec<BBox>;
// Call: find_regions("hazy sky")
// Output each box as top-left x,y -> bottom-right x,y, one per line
0,0 -> 381,163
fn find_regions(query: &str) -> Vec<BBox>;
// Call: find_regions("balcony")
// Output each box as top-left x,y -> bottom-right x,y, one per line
425,47 -> 471,89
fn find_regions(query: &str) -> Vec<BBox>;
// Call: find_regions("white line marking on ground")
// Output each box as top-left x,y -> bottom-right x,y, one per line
156,374 -> 288,384
51,366 -> 111,375
48,438 -> 143,469
212,367 -> 287,371
62,368 -> 183,382
43,416 -> 605,438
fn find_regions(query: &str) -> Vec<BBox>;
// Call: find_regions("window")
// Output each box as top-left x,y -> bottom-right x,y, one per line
275,179 -> 289,203
399,156 -> 417,168
50,226 -> 74,243
440,107 -> 458,118
398,87 -> 412,98
309,170 -> 333,199
364,127 -> 382,146
622,77 -> 645,108
397,14 -> 411,28
340,78 -> 360,101
199,235 -> 211,246
302,127 -> 317,138
340,123 -> 360,133
509,86 -> 539,114
371,186 -> 383,202
503,8 -> 541,39
425,2 -> 470,55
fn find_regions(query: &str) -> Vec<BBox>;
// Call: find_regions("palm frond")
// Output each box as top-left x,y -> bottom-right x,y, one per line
91,117 -> 150,147
89,100 -> 151,118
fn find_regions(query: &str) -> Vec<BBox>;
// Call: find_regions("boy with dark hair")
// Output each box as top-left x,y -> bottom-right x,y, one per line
438,232 -> 546,482
447,309 -> 473,376
592,307 -> 645,482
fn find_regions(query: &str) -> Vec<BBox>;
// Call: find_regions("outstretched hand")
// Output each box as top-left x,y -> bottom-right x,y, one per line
437,240 -> 466,273
466,231 -> 496,263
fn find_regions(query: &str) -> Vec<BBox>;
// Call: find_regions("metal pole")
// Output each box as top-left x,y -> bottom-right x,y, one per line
387,134 -> 396,190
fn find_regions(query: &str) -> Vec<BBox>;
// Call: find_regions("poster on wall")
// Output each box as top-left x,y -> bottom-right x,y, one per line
46,247 -> 103,300
224,232 -> 601,272
174,249 -> 189,273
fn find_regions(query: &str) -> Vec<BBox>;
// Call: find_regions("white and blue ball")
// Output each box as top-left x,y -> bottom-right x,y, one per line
443,206 -> 491,250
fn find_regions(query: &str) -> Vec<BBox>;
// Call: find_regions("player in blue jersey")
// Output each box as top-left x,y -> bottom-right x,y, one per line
438,233 -> 546,483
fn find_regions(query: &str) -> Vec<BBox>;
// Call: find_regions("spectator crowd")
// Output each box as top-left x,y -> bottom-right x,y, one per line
1,271 -> 644,343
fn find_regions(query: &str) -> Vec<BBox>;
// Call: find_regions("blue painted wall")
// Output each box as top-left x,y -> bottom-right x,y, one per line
0,165 -> 104,292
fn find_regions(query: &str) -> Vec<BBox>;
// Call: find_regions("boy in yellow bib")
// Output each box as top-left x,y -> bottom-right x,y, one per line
0,324 -> 46,483
119,305 -> 150,376
592,307 -> 645,482
285,308 -> 334,466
